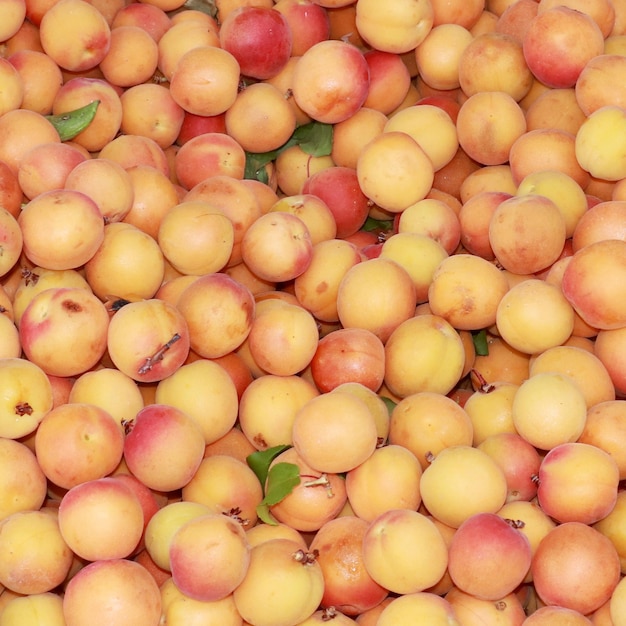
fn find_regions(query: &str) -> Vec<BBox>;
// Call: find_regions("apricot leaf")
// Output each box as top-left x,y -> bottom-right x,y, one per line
45,100 -> 100,142
247,444 -> 291,487
180,0 -> 217,18
244,121 -> 333,183
472,329 -> 489,356
256,461 -> 301,525
380,396 -> 397,416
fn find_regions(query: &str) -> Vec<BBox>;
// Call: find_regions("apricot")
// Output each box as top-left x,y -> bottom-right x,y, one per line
309,516 -> 388,615
384,314 -> 466,398
292,391 -> 378,474
512,372 -> 587,450
532,522 -> 620,615
447,512 -> 531,600
181,454 -> 263,528
537,442 -> 619,525
345,444 -> 422,521
356,131 -> 434,213
267,447 -> 348,532
389,391 -> 473,470
233,538 -> 324,626
419,445 -> 508,528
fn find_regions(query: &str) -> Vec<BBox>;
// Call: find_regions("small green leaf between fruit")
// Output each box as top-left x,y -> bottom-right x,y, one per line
380,396 -> 397,416
244,121 -> 333,183
256,461 -> 301,526
363,216 -> 394,233
472,329 -> 490,356
247,444 -> 291,487
45,100 -> 100,142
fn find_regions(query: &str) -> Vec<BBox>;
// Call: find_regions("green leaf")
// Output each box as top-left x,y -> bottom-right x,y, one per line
244,121 -> 333,183
180,0 -> 218,17
380,396 -> 397,416
363,216 -> 394,233
45,100 -> 100,142
255,461 -> 301,525
290,122 -> 333,157
472,329 -> 489,356
246,444 -> 291,487
263,462 -> 300,506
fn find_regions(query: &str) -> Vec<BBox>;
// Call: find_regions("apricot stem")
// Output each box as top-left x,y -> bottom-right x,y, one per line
138,333 -> 181,375
503,518 -> 525,529
302,473 -> 334,498
292,548 -> 320,566
321,607 -> 338,621
470,368 -> 496,393
15,402 -> 33,416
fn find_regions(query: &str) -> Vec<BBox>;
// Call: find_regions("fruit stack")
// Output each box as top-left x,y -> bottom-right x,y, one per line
1,0 -> 626,624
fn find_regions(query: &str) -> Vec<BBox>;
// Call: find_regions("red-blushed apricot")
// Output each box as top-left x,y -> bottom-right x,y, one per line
174,133 -> 246,190
110,2 -> 171,42
537,442 -> 619,525
241,212 -> 313,283
39,0 -> 111,72
19,287 -> 110,378
310,327 -> 385,393
562,239 -> 626,330
420,445 -> 508,528
219,5 -> 292,80
447,513 -> 531,600
532,522 -> 620,616
57,476 -> 144,561
478,432 -> 542,502
489,194 -> 566,275
292,39 -> 370,124
310,516 -> 389,615
269,194 -> 337,247
523,6 -> 604,89
292,390 -> 378,474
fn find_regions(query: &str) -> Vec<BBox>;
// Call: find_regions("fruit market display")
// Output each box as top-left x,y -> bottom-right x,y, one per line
4,0 -> 626,624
